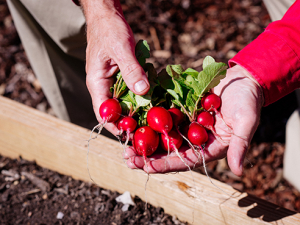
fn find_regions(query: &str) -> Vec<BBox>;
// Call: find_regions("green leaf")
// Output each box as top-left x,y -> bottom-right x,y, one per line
160,76 -> 183,104
197,62 -> 227,96
135,94 -> 151,107
166,64 -> 184,78
120,101 -> 132,114
165,65 -> 188,89
145,63 -> 157,82
184,75 -> 202,96
203,56 -> 215,69
183,68 -> 199,78
120,90 -> 136,105
135,40 -> 150,67
167,89 -> 179,101
186,90 -> 196,108
147,81 -> 158,97
171,99 -> 181,107
173,79 -> 183,98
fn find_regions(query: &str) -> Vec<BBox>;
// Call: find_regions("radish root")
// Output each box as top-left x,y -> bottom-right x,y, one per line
198,145 -> 230,196
86,121 -> 107,185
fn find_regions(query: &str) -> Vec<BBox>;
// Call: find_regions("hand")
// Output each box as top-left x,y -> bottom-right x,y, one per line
82,0 -> 150,135
124,65 -> 264,176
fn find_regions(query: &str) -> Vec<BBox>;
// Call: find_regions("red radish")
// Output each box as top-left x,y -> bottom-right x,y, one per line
187,122 -> 208,146
87,98 -> 122,185
201,93 -> 221,112
181,123 -> 190,137
118,116 -> 137,133
197,111 -> 215,129
133,126 -> 159,157
161,129 -> 193,180
201,93 -> 246,141
160,129 -> 183,151
99,98 -> 122,122
147,106 -> 174,160
168,108 -> 185,127
147,107 -> 173,134
117,116 -> 138,158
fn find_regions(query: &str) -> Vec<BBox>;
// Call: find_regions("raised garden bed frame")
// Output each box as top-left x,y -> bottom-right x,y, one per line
0,96 -> 299,225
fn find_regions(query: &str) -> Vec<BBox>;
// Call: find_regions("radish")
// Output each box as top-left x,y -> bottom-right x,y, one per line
99,98 -> 122,123
168,108 -> 185,128
196,111 -> 214,129
197,111 -> 227,144
201,93 -> 221,112
201,93 -> 246,141
160,129 -> 183,152
168,108 -> 197,158
87,98 -> 122,185
201,92 -> 232,130
147,106 -> 173,164
117,115 -> 137,152
187,122 -> 208,146
133,126 -> 159,172
187,122 -> 208,167
147,107 -> 173,134
118,116 -> 137,133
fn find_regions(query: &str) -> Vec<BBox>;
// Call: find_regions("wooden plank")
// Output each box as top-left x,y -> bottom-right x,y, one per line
0,95 -> 299,225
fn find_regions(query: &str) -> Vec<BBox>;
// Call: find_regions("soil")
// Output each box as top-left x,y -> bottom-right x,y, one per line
0,155 -> 186,225
1,0 -> 300,224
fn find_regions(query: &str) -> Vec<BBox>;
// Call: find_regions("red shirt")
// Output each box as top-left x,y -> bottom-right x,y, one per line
229,0 -> 300,106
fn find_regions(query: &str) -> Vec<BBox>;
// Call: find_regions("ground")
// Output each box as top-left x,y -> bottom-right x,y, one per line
0,0 -> 299,224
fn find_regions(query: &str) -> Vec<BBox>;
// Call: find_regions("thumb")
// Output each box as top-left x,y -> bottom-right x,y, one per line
226,118 -> 256,176
226,134 -> 248,177
115,45 -> 150,95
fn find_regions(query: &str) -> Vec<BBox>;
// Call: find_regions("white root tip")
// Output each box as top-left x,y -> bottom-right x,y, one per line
86,121 -> 106,186
143,155 -> 150,211
198,145 -> 231,196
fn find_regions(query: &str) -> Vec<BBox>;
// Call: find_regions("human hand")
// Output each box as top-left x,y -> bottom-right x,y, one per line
82,0 -> 150,135
124,65 -> 264,176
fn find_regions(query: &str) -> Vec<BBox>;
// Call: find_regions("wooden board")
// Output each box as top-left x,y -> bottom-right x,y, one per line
0,95 -> 300,225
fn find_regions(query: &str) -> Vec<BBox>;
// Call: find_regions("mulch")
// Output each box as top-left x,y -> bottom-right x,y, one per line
1,0 -> 300,224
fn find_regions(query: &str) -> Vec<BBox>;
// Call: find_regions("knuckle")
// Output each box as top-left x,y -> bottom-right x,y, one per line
122,63 -> 142,79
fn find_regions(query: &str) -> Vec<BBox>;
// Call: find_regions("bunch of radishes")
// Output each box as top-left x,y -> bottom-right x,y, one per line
94,40 -> 228,169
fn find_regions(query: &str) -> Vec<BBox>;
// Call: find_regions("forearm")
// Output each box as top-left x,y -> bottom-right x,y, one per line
80,0 -> 124,38
229,0 -> 300,106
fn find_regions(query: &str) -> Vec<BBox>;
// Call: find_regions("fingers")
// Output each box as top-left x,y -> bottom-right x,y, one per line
112,39 -> 150,95
226,115 -> 258,176
86,72 -> 120,135
125,146 -> 208,173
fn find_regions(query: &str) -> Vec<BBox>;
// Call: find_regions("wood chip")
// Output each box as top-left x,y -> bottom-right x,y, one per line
153,50 -> 171,58
21,171 -> 50,192
25,188 -> 41,195
149,26 -> 161,50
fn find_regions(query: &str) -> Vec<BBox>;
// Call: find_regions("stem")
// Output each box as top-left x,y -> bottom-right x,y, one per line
113,76 -> 121,98
178,102 -> 193,122
192,96 -> 202,121
130,105 -> 140,117
115,76 -> 123,98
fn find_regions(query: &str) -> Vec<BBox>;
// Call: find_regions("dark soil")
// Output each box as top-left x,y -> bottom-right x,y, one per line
1,0 -> 300,224
0,155 -> 187,225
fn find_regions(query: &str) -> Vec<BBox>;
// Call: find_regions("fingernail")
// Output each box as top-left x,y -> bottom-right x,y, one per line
134,80 -> 148,93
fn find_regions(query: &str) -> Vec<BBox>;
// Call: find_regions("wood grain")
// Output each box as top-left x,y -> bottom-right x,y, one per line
0,96 -> 299,225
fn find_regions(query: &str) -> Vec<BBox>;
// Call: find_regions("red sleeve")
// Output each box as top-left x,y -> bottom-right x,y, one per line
229,0 -> 300,106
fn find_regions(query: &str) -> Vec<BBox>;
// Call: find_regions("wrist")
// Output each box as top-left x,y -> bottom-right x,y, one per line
80,0 -> 123,24
230,65 -> 265,107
